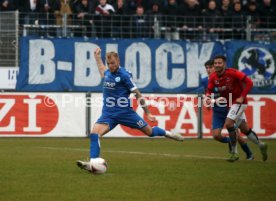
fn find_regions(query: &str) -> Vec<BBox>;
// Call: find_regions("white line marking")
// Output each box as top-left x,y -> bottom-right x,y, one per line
38,146 -> 226,160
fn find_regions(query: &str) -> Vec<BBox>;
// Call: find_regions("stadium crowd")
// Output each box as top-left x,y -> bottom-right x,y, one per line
0,0 -> 275,40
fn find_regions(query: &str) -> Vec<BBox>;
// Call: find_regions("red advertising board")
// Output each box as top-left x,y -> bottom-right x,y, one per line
0,93 -> 86,137
114,95 -> 276,138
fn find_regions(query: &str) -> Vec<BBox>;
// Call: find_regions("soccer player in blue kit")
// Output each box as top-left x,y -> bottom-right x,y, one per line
202,59 -> 254,160
77,48 -> 184,171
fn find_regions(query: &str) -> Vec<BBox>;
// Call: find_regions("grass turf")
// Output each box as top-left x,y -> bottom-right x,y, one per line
0,138 -> 275,201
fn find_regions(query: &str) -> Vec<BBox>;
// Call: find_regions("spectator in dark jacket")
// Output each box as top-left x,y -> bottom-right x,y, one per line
231,1 -> 245,39
112,0 -> 128,38
147,2 -> 162,38
75,0 -> 94,37
179,0 -> 203,40
219,0 -> 233,39
244,0 -> 261,28
162,0 -> 180,40
39,0 -> 61,36
259,0 -> 275,28
0,0 -> 17,11
130,5 -> 150,38
202,0 -> 221,40
19,0 -> 42,26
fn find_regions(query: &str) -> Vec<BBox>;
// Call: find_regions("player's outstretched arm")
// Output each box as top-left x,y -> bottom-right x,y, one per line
132,88 -> 156,122
94,47 -> 107,78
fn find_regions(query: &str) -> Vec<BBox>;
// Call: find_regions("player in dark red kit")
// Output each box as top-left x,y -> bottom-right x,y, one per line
206,55 -> 268,162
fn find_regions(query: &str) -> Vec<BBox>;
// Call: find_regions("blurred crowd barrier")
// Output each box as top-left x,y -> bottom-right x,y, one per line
1,11 -> 276,67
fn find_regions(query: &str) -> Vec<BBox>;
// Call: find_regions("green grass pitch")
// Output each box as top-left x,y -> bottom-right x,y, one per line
0,138 -> 275,201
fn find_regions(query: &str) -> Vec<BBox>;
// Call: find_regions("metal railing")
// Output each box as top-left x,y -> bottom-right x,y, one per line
1,11 -> 276,67
0,11 -> 19,67
17,12 -> 276,41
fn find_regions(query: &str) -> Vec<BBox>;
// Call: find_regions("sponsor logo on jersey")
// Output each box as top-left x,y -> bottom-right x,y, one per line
103,81 -> 116,89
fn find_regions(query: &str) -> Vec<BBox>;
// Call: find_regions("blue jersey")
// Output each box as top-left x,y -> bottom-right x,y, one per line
102,67 -> 137,113
201,77 -> 208,93
97,67 -> 148,130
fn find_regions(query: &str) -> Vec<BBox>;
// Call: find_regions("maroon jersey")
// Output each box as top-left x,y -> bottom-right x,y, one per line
206,68 -> 253,105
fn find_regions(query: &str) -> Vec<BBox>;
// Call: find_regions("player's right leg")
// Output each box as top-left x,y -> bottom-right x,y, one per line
212,110 -> 231,152
77,123 -> 110,172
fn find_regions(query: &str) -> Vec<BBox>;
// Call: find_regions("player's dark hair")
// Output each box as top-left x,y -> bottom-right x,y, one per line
213,55 -> 226,61
204,59 -> 213,67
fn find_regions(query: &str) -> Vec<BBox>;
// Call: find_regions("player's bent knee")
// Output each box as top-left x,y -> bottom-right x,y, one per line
212,129 -> 222,141
140,125 -> 152,136
91,123 -> 110,136
213,134 -> 221,141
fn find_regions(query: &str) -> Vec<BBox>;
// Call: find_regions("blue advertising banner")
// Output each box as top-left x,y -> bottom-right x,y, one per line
225,41 -> 276,94
16,37 -> 223,93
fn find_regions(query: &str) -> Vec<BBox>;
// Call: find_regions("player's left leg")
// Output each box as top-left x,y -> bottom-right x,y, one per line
140,125 -> 184,141
238,120 -> 268,161
212,110 -> 231,152
225,104 -> 247,162
237,134 -> 254,160
117,110 -> 184,141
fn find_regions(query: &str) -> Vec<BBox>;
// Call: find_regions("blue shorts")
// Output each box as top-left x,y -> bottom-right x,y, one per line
96,109 -> 148,131
212,106 -> 229,130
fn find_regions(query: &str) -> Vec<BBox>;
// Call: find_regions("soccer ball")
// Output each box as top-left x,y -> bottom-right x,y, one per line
90,158 -> 107,174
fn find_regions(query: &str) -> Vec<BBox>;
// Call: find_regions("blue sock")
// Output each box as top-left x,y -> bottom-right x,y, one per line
90,133 -> 100,158
221,137 -> 230,143
240,143 -> 252,157
150,127 -> 166,137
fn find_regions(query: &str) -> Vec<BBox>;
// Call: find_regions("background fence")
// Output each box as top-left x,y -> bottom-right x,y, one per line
0,12 -> 19,67
0,11 -> 276,68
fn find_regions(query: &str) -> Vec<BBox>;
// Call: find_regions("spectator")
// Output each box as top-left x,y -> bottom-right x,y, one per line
0,0 -> 17,11
125,0 -> 137,14
147,0 -> 165,11
220,0 -> 233,39
231,1 -> 245,39
124,0 -> 148,14
244,0 -> 261,28
259,0 -> 275,28
39,0 -> 60,37
54,0 -> 73,37
162,0 -> 180,40
147,3 -> 162,38
113,0 -> 129,38
202,0 -> 222,40
113,0 -> 127,14
94,0 -> 115,37
19,0 -> 42,36
130,5 -> 150,38
179,0 -> 203,40
95,0 -> 115,15
75,0 -> 94,37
